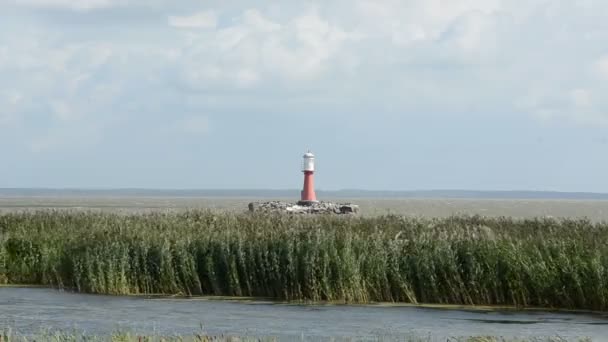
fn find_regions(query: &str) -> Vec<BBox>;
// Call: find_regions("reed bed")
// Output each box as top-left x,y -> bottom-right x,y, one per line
1,211 -> 607,310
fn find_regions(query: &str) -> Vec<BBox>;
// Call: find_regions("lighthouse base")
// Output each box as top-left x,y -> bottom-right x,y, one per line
248,201 -> 359,215
297,200 -> 320,206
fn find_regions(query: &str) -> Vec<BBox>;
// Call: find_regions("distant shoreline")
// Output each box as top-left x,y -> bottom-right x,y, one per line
1,188 -> 608,200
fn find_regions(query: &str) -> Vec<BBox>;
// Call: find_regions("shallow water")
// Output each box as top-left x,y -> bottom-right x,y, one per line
2,196 -> 608,222
1,288 -> 607,340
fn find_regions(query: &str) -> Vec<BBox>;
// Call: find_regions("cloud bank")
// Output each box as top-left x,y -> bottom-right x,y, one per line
1,0 -> 607,190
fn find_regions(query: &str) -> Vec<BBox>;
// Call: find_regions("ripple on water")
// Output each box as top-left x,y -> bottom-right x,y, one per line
1,288 -> 607,340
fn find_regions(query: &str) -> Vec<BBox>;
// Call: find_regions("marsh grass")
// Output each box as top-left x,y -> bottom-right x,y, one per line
1,211 -> 607,310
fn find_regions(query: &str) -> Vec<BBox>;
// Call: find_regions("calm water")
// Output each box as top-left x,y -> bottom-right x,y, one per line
2,196 -> 608,221
1,288 -> 607,340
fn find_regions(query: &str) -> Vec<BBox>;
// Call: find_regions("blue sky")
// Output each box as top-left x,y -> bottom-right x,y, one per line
1,0 -> 607,191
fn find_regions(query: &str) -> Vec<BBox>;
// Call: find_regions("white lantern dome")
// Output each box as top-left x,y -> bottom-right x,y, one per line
302,151 -> 315,172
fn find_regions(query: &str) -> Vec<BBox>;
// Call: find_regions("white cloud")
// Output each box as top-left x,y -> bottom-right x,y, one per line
522,86 -> 608,126
5,0 -> 608,191
10,0 -> 128,11
353,0 -> 502,46
7,92 -> 22,106
234,69 -> 259,88
176,116 -> 209,135
168,10 -> 217,29
596,56 -> 608,80
0,26 -> 159,150
242,9 -> 281,32
174,7 -> 361,92
50,100 -> 79,122
28,122 -> 103,153
160,2 -> 608,125
4,0 -> 608,133
1,89 -> 27,120
567,88 -> 607,124
570,88 -> 592,108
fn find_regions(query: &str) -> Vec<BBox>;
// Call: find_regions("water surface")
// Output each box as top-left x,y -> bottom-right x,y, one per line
2,196 -> 608,221
1,288 -> 607,340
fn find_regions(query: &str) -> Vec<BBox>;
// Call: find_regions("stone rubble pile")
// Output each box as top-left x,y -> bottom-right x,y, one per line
248,201 -> 359,215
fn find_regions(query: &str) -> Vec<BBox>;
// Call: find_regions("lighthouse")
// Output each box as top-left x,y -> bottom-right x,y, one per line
300,151 -> 318,204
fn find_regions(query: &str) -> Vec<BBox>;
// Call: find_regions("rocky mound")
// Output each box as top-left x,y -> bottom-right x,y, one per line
248,201 -> 359,215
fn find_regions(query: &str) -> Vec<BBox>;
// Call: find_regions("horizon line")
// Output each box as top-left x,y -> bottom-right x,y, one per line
0,187 -> 607,195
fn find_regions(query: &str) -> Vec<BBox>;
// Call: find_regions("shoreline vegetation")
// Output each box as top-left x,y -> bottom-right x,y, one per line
1,211 -> 608,311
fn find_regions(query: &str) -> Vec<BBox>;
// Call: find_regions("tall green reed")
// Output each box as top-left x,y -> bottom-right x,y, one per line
1,210 -> 607,310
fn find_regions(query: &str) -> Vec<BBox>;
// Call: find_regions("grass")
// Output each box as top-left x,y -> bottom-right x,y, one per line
1,211 -> 608,310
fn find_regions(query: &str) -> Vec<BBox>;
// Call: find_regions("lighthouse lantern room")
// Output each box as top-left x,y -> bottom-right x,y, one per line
300,151 -> 318,204
302,151 -> 315,172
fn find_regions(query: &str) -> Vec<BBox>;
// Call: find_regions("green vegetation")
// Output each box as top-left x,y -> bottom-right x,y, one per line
1,211 -> 608,310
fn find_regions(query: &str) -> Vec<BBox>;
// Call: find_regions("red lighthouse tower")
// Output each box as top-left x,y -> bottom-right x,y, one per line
300,151 -> 317,204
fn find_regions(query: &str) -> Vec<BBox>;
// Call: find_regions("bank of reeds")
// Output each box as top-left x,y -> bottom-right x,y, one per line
1,211 -> 607,310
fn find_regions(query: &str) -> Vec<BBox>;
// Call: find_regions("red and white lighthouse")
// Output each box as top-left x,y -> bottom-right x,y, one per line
300,151 -> 317,203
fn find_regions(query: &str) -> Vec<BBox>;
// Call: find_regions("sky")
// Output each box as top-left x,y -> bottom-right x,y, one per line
0,0 -> 607,192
